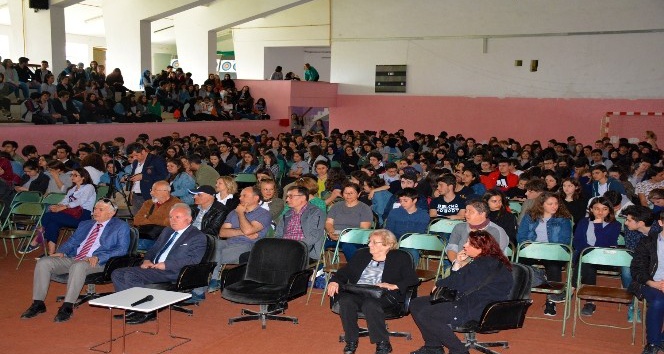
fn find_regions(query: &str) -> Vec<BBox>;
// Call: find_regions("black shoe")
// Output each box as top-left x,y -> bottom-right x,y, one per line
20,302 -> 46,319
642,343 -> 661,354
411,346 -> 444,354
376,341 -> 392,354
544,300 -> 557,316
54,305 -> 73,323
126,311 -> 156,325
343,340 -> 358,354
581,302 -> 596,316
114,311 -> 137,320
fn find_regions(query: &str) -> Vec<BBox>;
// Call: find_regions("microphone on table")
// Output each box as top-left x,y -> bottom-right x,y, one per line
131,295 -> 154,307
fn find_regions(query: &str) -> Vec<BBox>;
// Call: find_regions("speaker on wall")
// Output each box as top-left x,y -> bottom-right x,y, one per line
29,0 -> 49,10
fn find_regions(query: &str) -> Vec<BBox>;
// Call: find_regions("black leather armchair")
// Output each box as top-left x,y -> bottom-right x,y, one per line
221,238 -> 313,329
452,262 -> 533,354
145,233 -> 217,315
52,226 -> 141,308
330,283 -> 420,341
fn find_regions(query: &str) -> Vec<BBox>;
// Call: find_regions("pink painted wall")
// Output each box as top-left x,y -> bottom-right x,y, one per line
2,120 -> 288,155
235,80 -> 338,120
330,95 -> 664,145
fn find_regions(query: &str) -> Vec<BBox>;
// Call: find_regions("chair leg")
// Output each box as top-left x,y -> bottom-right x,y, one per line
171,304 -> 194,316
227,304 -> 299,329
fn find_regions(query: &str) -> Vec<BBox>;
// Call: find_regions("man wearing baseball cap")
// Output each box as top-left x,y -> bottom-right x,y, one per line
188,185 -> 230,303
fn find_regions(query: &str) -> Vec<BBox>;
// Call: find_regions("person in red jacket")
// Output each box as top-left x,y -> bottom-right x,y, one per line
484,158 -> 518,192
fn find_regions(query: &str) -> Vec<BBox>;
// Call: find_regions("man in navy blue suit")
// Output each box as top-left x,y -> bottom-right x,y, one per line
20,199 -> 130,323
111,203 -> 206,324
126,142 -> 168,215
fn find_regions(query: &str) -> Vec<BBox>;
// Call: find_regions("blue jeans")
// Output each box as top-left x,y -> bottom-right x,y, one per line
41,209 -> 92,243
643,285 -> 664,345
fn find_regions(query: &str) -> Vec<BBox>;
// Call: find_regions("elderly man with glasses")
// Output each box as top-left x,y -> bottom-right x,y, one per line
133,180 -> 181,251
275,185 -> 325,263
20,199 -> 130,323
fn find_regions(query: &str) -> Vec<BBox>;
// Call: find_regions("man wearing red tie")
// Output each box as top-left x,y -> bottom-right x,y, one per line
20,199 -> 130,323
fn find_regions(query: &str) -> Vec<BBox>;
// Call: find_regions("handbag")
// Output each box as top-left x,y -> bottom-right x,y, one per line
341,283 -> 386,299
59,206 -> 83,219
430,287 -> 459,304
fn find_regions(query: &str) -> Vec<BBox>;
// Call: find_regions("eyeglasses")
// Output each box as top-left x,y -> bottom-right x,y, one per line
367,240 -> 385,246
285,194 -> 305,199
150,189 -> 169,192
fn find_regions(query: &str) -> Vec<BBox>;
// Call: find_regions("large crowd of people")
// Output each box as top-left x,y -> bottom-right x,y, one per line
0,58 -> 283,124
2,98 -> 663,353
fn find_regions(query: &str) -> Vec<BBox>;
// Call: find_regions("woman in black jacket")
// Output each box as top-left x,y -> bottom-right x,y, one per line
630,213 -> 664,354
409,230 -> 513,354
327,229 -> 418,354
483,190 -> 518,245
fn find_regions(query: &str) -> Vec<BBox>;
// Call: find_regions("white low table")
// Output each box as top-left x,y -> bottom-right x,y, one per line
89,287 -> 191,354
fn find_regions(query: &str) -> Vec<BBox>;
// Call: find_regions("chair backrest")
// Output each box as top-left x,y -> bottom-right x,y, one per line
201,233 -> 217,263
245,238 -> 308,285
398,233 -> 445,252
235,173 -> 257,184
508,263 -> 532,300
96,186 -> 109,201
339,228 -> 372,244
128,226 -> 140,256
515,241 -> 572,263
579,247 -> 632,268
428,218 -> 463,234
11,191 -> 42,207
10,202 -> 45,218
41,193 -> 65,205
508,201 -> 522,214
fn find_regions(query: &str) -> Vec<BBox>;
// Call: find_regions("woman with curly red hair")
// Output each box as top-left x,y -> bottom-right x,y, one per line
409,230 -> 513,354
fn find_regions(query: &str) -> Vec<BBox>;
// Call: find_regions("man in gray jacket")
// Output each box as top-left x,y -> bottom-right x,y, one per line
275,185 -> 325,262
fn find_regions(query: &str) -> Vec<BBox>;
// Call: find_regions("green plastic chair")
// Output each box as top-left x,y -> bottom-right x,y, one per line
320,228 -> 373,305
41,193 -> 65,205
10,191 -> 42,208
427,218 -> 464,234
235,173 -> 257,184
505,242 -> 516,262
305,233 -> 334,305
509,201 -> 523,214
330,160 -> 341,169
572,247 -> 636,343
515,241 -> 574,336
0,202 -> 45,269
398,233 -> 446,281
96,186 -> 110,201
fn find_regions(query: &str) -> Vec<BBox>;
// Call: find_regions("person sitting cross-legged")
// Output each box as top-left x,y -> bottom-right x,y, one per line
20,199 -> 130,323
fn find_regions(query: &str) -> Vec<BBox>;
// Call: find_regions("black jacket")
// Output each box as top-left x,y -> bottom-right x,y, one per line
330,248 -> 419,301
192,200 -> 229,237
631,233 -> 660,286
434,256 -> 513,326
18,172 -> 49,194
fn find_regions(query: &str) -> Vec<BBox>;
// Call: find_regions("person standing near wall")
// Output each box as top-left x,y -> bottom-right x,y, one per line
304,63 -> 319,82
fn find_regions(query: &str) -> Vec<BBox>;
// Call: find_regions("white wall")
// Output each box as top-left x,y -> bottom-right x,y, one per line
330,0 -> 664,99
233,0 -> 330,80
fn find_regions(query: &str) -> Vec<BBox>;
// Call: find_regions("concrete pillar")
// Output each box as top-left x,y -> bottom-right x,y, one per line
173,0 -> 313,83
102,0 -> 214,90
7,1 -> 71,71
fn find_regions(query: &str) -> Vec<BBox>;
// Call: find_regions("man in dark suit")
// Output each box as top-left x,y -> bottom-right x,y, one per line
111,203 -> 206,324
126,142 -> 168,215
20,199 -> 130,323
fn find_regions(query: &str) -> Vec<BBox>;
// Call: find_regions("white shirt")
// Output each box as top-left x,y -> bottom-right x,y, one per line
156,225 -> 190,263
131,161 -> 144,194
